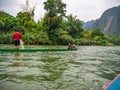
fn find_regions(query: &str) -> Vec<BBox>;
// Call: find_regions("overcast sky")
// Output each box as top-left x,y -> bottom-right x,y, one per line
0,0 -> 120,22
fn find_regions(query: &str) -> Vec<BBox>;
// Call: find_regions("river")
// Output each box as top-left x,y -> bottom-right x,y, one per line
0,46 -> 120,90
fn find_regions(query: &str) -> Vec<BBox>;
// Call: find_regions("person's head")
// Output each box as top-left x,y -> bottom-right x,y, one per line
15,29 -> 19,32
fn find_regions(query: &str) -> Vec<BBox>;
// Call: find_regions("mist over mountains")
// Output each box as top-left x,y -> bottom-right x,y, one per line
83,6 -> 120,35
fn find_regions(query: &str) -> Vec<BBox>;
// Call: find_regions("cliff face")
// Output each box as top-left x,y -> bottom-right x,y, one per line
83,6 -> 120,35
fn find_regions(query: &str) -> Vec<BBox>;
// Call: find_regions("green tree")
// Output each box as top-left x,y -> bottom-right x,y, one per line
91,29 -> 104,38
43,0 -> 66,43
56,28 -> 74,44
20,0 -> 35,20
16,0 -> 36,30
65,15 -> 83,39
44,0 -> 66,17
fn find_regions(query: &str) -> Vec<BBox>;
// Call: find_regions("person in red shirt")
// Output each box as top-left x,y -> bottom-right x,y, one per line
13,30 -> 22,49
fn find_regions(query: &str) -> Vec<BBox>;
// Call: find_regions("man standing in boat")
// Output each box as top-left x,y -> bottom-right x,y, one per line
13,30 -> 22,49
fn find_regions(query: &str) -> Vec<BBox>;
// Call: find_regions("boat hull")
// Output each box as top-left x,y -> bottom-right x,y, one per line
0,48 -> 77,52
103,74 -> 120,90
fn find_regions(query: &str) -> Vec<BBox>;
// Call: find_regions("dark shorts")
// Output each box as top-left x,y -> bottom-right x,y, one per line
14,40 -> 20,46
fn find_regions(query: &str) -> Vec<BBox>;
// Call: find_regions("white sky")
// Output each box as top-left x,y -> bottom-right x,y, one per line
0,0 -> 120,22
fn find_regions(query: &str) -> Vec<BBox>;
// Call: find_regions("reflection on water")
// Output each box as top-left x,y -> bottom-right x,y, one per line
0,46 -> 120,90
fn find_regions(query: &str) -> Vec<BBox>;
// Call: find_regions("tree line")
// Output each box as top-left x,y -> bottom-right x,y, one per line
0,0 -> 119,45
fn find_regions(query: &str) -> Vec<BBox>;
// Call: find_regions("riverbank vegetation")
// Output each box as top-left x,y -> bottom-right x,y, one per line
0,0 -> 119,45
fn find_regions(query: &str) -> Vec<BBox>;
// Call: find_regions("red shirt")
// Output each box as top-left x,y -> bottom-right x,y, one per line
13,31 -> 22,40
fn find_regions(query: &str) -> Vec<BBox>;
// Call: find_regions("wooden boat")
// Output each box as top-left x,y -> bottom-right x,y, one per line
103,74 -> 120,90
0,48 -> 77,52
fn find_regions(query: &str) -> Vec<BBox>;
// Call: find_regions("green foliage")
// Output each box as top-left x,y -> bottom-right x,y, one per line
79,38 -> 90,45
0,17 -> 21,32
111,35 -> 120,45
83,29 -> 114,46
59,35 -> 74,44
0,32 -> 13,44
61,15 -> 83,39
43,0 -> 66,43
44,0 -> 66,17
91,29 -> 104,38
20,0 -> 35,20
17,12 -> 31,21
0,10 -> 13,19
22,30 -> 49,45
0,0 -> 118,46
56,29 -> 74,44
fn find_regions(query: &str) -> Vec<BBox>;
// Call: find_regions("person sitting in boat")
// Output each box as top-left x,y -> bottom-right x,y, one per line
20,39 -> 24,49
72,44 -> 76,48
13,30 -> 22,49
68,43 -> 76,49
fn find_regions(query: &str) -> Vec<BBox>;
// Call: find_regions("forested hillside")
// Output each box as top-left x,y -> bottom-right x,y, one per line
0,0 -> 118,45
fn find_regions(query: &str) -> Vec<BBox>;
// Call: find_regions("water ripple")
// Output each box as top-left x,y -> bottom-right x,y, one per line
0,46 -> 120,90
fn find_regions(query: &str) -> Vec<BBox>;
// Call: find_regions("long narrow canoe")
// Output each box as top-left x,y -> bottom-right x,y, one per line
103,74 -> 120,90
0,48 -> 77,52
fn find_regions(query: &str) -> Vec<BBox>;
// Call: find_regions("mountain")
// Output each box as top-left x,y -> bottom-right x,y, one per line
83,6 -> 120,35
83,20 -> 96,30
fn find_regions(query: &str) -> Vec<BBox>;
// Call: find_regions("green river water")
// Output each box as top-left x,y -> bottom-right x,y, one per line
0,45 -> 120,90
